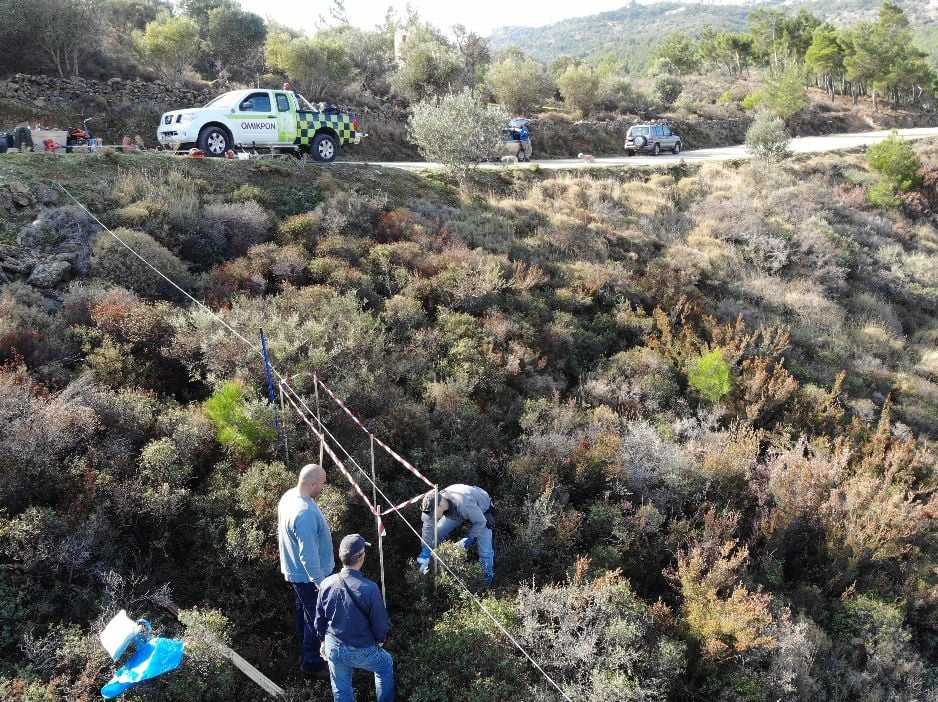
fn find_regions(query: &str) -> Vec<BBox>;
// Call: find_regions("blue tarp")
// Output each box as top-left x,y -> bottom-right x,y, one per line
100,636 -> 185,699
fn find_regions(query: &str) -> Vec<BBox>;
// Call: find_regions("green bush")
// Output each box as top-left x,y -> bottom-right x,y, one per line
202,381 -> 276,461
867,180 -> 902,208
867,132 -> 922,192
741,91 -> 765,109
688,348 -> 733,402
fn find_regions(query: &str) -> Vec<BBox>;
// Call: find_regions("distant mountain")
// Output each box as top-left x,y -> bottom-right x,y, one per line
488,0 -> 938,72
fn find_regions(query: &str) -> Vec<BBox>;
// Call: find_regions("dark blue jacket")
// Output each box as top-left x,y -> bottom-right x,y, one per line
314,568 -> 390,648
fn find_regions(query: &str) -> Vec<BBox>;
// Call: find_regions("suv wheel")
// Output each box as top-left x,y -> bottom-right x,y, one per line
626,150 -> 635,157
311,133 -> 339,162
652,142 -> 660,156
633,135 -> 647,148
672,141 -> 682,155
198,126 -> 229,157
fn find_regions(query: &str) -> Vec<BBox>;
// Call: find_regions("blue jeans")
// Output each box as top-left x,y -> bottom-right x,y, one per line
292,582 -> 326,669
431,516 -> 495,582
324,634 -> 395,702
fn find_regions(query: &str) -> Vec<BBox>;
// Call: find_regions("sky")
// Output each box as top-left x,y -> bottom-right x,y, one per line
238,0 -> 629,37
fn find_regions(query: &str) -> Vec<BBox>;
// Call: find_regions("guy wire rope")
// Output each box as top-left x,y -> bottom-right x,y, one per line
59,185 -> 576,702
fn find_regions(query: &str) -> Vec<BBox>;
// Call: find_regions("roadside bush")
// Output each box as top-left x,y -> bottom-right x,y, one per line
745,110 -> 791,161
91,228 -> 191,300
408,88 -> 508,181
868,133 -> 922,192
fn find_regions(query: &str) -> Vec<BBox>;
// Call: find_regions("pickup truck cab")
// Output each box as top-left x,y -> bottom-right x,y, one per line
157,89 -> 363,161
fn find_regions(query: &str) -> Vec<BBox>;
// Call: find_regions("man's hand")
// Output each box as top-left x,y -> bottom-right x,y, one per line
320,643 -> 326,659
457,536 -> 476,549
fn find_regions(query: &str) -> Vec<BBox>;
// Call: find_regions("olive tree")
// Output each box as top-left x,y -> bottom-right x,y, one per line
557,63 -> 601,117
745,109 -> 792,160
486,54 -> 554,115
408,88 -> 509,181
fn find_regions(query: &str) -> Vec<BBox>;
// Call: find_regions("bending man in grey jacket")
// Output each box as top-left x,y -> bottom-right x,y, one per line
278,463 -> 335,678
417,484 -> 495,585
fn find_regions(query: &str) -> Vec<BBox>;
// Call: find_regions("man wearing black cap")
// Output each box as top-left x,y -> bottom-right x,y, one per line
417,484 -> 495,586
314,534 -> 394,702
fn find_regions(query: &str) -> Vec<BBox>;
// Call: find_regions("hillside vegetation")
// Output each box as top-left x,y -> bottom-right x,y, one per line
1,139 -> 938,700
491,0 -> 938,72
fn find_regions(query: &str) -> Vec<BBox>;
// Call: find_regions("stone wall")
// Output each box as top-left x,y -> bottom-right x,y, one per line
0,73 -> 215,116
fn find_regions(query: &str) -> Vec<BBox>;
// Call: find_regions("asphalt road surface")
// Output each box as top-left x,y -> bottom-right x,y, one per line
351,126 -> 938,171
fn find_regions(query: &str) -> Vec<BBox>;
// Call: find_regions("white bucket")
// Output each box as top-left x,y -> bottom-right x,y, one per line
100,609 -> 147,661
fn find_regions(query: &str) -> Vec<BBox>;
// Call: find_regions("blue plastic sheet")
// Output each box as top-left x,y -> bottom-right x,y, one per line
100,637 -> 185,699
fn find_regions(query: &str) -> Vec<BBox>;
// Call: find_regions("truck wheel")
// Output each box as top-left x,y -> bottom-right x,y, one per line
197,126 -> 229,157
312,134 -> 339,162
672,141 -> 682,155
653,143 -> 660,156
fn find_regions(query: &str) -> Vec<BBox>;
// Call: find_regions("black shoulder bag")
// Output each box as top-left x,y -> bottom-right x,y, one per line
338,574 -> 370,620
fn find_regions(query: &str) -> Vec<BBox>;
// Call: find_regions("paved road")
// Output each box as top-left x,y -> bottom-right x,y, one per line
349,127 -> 938,171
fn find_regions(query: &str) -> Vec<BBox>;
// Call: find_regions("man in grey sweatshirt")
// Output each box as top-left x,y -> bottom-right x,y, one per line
417,484 -> 495,585
278,463 -> 335,678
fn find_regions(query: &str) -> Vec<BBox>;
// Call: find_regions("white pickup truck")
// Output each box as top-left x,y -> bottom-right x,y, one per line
157,88 -> 364,161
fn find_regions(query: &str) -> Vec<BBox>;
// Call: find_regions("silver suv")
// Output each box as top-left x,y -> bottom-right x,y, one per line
625,124 -> 682,156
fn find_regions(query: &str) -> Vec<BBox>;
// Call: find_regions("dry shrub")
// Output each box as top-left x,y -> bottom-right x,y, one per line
791,215 -> 851,293
442,208 -> 515,252
683,221 -> 745,282
527,214 -> 610,262
698,161 -> 744,192
742,276 -> 845,335
492,198 -> 548,235
848,292 -> 904,335
691,422 -> 761,491
515,571 -> 685,701
762,439 -> 848,539
849,320 -> 905,363
0,369 -> 100,513
201,201 -> 272,258
584,347 -> 680,416
672,539 -> 777,662
915,348 -> 938,380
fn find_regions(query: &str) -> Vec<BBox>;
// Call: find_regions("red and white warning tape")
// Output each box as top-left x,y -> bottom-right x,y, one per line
313,374 -> 436,489
289,371 -> 436,489
281,388 -> 385,535
379,489 -> 435,517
